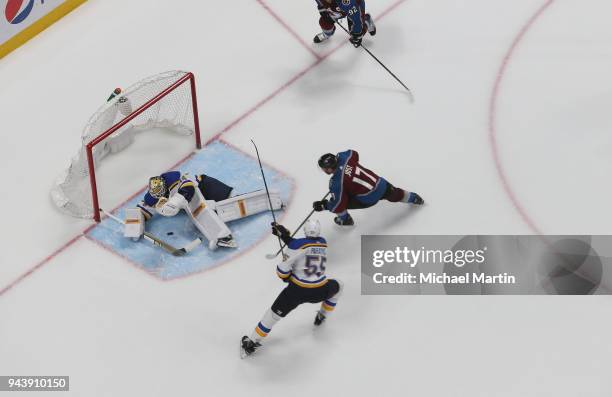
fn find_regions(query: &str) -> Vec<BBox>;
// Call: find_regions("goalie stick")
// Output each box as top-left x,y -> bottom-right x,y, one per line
99,208 -> 201,256
265,192 -> 331,260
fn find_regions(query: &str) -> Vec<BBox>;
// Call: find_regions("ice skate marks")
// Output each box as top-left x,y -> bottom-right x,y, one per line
87,140 -> 294,280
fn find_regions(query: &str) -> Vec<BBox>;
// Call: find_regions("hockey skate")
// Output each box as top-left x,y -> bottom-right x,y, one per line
217,235 -> 237,249
314,27 -> 335,44
334,213 -> 354,226
240,336 -> 261,358
410,193 -> 425,205
365,13 -> 376,36
314,311 -> 326,326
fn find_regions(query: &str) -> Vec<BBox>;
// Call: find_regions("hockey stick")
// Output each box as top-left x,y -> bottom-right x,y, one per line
265,191 -> 331,260
250,139 -> 287,260
333,19 -> 414,101
99,208 -> 201,256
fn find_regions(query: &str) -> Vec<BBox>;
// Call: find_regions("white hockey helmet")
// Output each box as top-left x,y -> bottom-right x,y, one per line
303,219 -> 321,238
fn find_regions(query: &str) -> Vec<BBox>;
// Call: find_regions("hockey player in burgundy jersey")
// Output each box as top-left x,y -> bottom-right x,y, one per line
313,150 -> 424,226
313,0 -> 376,47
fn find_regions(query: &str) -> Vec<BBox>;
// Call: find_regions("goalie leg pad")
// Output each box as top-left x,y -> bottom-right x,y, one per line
215,190 -> 284,223
124,208 -> 144,239
185,189 -> 234,248
189,206 -> 233,247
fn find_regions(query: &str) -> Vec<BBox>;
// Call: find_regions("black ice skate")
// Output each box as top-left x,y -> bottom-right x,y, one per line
365,14 -> 376,36
240,336 -> 261,358
411,193 -> 425,205
217,235 -> 237,249
314,311 -> 326,326
334,213 -> 354,226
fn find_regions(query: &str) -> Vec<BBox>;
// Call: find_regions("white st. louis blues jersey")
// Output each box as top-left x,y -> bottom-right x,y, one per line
276,237 -> 328,288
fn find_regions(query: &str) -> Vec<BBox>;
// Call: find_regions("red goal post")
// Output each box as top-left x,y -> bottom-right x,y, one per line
50,71 -> 202,222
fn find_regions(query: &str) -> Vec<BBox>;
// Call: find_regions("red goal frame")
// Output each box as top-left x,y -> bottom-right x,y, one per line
86,72 -> 202,222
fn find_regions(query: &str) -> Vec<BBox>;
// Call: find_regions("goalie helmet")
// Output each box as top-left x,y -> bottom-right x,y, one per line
148,176 -> 167,199
303,219 -> 321,238
318,153 -> 338,170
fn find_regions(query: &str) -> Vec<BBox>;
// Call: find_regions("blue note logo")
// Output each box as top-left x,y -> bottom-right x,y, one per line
5,0 -> 43,25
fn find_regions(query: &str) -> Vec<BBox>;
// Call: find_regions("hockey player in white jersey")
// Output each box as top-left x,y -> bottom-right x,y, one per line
123,170 -> 284,250
240,219 -> 343,357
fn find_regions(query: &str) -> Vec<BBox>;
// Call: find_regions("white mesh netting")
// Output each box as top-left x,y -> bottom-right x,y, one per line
50,70 -> 198,219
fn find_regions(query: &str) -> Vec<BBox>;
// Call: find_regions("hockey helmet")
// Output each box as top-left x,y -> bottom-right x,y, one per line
318,153 -> 338,170
148,176 -> 167,199
303,219 -> 321,238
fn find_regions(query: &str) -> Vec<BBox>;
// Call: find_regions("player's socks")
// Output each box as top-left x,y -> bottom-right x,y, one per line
334,212 -> 354,226
315,288 -> 341,326
249,309 -> 281,344
365,14 -> 376,36
314,26 -> 336,43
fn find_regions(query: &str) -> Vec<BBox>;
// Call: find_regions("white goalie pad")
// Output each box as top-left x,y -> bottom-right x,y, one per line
185,190 -> 233,249
215,190 -> 283,223
124,208 -> 144,239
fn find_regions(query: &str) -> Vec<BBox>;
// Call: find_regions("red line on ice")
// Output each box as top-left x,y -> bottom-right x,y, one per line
255,0 -> 323,60
488,0 -> 555,234
0,0 -> 409,297
0,234 -> 83,297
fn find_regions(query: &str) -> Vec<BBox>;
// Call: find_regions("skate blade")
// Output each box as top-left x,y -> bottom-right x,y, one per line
240,343 -> 253,359
217,240 -> 238,248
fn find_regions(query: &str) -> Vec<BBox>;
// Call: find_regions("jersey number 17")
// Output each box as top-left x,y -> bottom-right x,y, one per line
352,166 -> 377,190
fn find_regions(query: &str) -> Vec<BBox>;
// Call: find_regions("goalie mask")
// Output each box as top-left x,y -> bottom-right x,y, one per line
148,176 -> 167,199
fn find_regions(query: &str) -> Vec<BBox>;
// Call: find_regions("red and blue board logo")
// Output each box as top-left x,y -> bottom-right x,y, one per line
5,0 -> 38,25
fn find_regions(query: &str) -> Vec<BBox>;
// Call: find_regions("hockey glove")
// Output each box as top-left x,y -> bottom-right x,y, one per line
313,199 -> 329,212
349,34 -> 363,48
319,7 -> 342,21
271,222 -> 291,239
157,194 -> 188,217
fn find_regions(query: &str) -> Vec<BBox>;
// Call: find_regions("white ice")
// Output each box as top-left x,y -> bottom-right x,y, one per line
1,0 -> 611,396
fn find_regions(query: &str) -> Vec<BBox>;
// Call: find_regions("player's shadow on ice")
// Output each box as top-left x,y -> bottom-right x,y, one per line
246,322 -> 336,375
302,23 -> 410,97
325,203 -> 421,242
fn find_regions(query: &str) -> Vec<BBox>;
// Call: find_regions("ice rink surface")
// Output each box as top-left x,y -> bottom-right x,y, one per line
1,0 -> 611,395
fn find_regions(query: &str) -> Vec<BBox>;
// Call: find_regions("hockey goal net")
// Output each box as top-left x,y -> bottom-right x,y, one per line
50,70 -> 201,222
